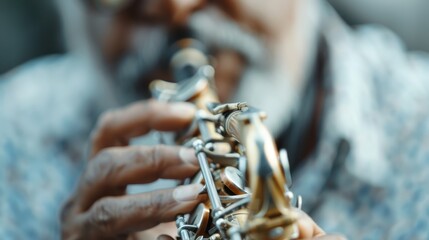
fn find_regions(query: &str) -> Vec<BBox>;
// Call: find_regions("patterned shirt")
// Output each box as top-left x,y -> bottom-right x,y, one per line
0,55 -> 112,239
1,7 -> 429,240
293,8 -> 429,240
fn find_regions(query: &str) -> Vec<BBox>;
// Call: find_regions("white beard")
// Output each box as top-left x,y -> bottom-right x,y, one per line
188,9 -> 313,136
58,1 -> 319,135
232,65 -> 302,137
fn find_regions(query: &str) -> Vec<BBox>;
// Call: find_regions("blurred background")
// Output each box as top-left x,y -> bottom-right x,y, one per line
0,0 -> 428,74
0,0 -> 64,74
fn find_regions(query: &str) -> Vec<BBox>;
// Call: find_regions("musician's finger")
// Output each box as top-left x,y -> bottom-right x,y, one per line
295,208 -> 325,238
78,145 -> 198,211
90,100 -> 196,157
76,185 -> 202,239
295,209 -> 346,239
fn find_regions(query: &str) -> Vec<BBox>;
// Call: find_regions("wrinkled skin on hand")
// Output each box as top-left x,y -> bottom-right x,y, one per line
61,100 -> 203,239
60,100 -> 345,240
156,207 -> 347,240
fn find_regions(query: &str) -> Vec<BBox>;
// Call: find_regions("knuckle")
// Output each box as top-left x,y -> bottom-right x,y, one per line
144,192 -> 166,223
89,198 -> 118,235
96,149 -> 117,177
148,145 -> 164,170
98,110 -> 116,128
89,128 -> 101,147
146,190 -> 176,223
151,145 -> 162,161
96,111 -> 117,134
90,110 -> 118,147
60,197 -> 81,239
86,149 -> 117,186
60,197 -> 77,222
96,148 -> 116,163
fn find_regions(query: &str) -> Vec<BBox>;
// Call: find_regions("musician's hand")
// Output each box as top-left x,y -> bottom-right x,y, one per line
61,100 -> 202,240
156,208 -> 346,240
295,208 -> 346,240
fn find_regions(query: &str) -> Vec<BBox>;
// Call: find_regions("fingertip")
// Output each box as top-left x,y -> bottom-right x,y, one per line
179,147 -> 198,164
173,183 -> 204,202
295,208 -> 325,239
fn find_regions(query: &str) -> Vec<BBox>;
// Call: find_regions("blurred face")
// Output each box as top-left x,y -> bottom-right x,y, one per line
77,0 -> 319,134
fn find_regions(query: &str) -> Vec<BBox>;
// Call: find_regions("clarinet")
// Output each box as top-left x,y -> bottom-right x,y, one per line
150,37 -> 300,240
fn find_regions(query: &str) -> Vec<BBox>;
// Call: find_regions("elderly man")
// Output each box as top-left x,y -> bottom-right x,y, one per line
1,0 -> 429,239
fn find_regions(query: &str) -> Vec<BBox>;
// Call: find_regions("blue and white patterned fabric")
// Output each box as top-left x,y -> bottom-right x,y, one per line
293,9 -> 429,240
1,8 -> 429,240
0,55 -> 115,239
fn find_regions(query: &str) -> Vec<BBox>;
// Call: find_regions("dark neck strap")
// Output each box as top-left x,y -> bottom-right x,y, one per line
276,35 -> 329,172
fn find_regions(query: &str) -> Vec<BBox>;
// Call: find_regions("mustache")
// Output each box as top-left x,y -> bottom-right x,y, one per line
188,10 -> 268,66
115,9 -> 268,87
112,9 -> 299,135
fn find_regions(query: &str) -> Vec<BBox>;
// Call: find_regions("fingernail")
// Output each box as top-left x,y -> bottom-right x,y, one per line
173,183 -> 203,202
179,147 -> 197,164
170,102 -> 196,117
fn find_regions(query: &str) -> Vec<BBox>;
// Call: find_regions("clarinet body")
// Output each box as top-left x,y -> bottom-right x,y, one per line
150,38 -> 300,240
